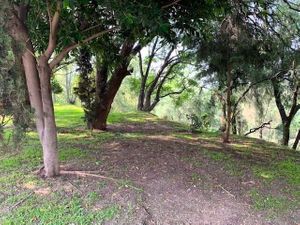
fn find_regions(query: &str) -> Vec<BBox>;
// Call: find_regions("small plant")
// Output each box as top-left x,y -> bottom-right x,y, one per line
186,113 -> 202,133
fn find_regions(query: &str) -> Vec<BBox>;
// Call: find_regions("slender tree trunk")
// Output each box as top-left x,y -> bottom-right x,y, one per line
282,120 -> 291,146
223,65 -> 232,143
137,77 -> 146,111
292,129 -> 300,150
259,128 -> 263,139
232,114 -> 237,135
219,102 -> 226,132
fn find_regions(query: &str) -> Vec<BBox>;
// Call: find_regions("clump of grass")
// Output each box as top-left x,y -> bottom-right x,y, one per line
59,147 -> 87,161
252,166 -> 276,182
108,112 -> 155,124
1,194 -> 119,224
173,133 -> 195,140
252,159 -> 300,186
203,150 -> 244,176
203,150 -> 230,161
249,189 -> 291,213
276,160 -> 300,185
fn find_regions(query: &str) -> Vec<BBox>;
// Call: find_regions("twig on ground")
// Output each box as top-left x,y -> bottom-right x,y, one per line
61,170 -> 143,192
60,170 -> 117,181
68,181 -> 83,194
217,184 -> 235,198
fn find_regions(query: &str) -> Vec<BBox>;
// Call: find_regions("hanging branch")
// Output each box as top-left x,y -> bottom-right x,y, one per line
244,120 -> 272,136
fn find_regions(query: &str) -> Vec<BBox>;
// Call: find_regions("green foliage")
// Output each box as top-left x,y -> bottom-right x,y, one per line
0,21 -> 31,149
51,77 -> 63,95
73,48 -> 95,128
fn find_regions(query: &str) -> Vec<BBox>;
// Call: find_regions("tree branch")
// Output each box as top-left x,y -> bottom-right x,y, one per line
144,36 -> 159,79
231,72 -> 284,120
138,51 -> 144,78
160,86 -> 186,98
282,0 -> 300,12
44,1 -> 62,60
49,27 -> 116,69
161,0 -> 182,9
288,65 -> 299,118
244,120 -> 272,136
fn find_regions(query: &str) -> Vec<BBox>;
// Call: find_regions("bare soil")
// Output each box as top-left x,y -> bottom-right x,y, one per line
57,121 -> 299,225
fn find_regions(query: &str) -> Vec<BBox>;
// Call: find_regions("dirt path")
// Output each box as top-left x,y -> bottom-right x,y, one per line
62,121 -> 298,225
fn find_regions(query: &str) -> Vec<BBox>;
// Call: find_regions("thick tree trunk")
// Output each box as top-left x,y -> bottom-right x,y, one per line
92,66 -> 130,130
223,65 -> 232,143
92,97 -> 112,130
292,129 -> 300,150
281,120 -> 291,146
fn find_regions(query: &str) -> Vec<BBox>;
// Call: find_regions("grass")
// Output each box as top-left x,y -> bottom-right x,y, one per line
1,104 -> 299,224
2,194 -> 119,225
249,189 -> 292,215
0,105 -> 155,224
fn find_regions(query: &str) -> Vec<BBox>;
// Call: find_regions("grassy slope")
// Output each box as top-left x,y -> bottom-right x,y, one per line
0,105 -> 299,224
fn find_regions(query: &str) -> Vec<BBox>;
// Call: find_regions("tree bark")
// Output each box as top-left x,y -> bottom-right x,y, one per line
92,69 -> 128,130
37,57 -> 59,177
137,75 -> 147,110
6,6 -> 59,177
282,120 -> 291,146
223,65 -> 232,143
292,129 -> 300,150
92,40 -> 134,130
271,78 -> 299,146
232,114 -> 237,135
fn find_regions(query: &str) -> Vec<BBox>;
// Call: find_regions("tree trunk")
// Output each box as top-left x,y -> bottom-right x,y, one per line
292,129 -> 300,150
232,114 -> 237,135
6,4 -> 60,177
259,128 -> 263,139
223,65 -> 232,143
137,76 -> 146,111
38,57 -> 59,177
92,97 -> 112,130
281,120 -> 291,146
219,102 -> 226,132
92,66 -> 130,130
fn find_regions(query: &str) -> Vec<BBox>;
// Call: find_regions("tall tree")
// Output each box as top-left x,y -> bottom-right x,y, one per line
4,0 -> 114,177
136,38 -> 189,112
271,63 -> 300,146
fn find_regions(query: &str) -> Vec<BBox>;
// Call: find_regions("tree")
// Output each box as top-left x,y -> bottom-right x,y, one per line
136,38 -> 189,112
65,68 -> 77,104
271,63 -> 300,146
4,0 -> 114,177
191,0 -> 299,143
